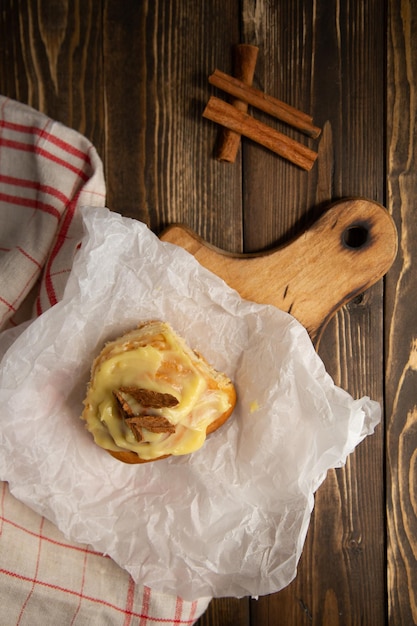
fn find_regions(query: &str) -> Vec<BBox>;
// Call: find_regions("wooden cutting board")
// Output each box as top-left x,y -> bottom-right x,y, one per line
160,198 -> 398,346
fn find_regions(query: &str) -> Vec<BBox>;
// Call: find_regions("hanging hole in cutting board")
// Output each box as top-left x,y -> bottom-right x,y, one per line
342,223 -> 370,249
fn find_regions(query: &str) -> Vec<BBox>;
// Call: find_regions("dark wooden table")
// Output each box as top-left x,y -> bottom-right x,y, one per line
1,1 -> 416,624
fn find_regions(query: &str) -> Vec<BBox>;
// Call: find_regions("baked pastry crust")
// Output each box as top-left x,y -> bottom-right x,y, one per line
81,321 -> 237,463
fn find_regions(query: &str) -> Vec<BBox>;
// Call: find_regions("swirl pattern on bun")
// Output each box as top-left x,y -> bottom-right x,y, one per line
81,321 -> 237,463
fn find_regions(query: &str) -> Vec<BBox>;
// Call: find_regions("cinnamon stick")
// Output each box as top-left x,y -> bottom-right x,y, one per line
203,96 -> 318,171
216,44 -> 259,162
209,69 -> 322,139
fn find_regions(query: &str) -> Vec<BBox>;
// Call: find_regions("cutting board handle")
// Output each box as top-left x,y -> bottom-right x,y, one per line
160,198 -> 397,344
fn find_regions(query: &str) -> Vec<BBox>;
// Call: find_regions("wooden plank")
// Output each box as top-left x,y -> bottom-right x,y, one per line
102,0 -> 244,254
386,0 -> 417,624
197,598 -> 250,626
0,0 -> 104,151
243,1 -> 387,624
240,0 -> 320,253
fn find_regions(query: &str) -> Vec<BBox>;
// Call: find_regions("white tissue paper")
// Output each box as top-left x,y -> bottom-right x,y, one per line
0,207 -> 380,600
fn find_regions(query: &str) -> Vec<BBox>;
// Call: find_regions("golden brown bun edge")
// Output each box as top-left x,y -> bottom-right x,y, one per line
107,381 -> 236,464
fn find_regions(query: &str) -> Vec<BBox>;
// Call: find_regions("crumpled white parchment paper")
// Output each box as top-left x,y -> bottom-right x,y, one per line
0,207 -> 380,600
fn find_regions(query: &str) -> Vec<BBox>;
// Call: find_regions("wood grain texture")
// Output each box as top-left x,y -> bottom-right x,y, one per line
386,0 -> 417,624
161,199 -> 397,343
102,0 -> 244,253
241,2 -> 387,625
0,0 -> 105,150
